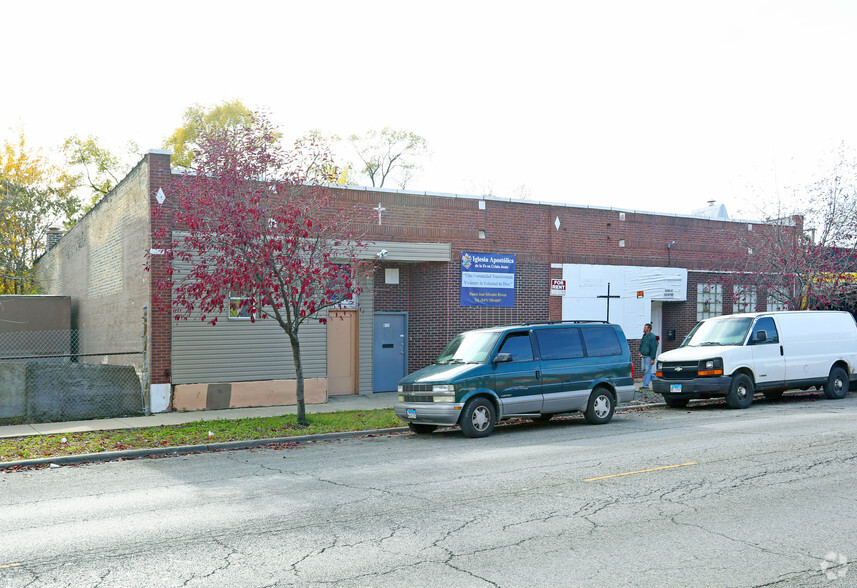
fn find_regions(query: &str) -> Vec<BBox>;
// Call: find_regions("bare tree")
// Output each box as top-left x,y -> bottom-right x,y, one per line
349,128 -> 428,189
727,143 -> 857,310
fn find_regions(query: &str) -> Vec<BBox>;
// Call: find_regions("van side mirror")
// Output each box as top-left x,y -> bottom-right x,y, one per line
755,330 -> 767,343
493,352 -> 513,363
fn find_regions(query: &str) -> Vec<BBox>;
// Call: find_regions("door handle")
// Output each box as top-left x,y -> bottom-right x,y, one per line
535,370 -> 541,380
780,345 -> 784,356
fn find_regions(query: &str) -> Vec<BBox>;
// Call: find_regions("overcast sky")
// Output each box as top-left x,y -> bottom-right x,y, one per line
3,0 -> 857,219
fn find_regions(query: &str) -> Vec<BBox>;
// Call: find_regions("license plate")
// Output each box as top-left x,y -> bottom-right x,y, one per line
670,384 -> 682,393
406,409 -> 417,419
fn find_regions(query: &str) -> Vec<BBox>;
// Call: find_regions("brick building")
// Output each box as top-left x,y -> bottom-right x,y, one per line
35,151 -> 792,412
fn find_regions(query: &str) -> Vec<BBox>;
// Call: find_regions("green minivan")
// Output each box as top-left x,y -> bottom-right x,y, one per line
394,321 -> 636,437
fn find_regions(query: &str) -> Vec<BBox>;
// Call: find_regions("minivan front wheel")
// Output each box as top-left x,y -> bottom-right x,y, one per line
460,397 -> 496,438
584,388 -> 615,424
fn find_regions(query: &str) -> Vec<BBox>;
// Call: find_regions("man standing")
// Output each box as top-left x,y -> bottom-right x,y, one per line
639,323 -> 658,390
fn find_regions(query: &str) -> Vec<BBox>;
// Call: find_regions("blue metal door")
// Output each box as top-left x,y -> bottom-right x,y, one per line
373,313 -> 408,392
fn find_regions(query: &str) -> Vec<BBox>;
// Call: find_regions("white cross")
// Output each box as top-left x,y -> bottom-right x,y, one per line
374,203 -> 386,225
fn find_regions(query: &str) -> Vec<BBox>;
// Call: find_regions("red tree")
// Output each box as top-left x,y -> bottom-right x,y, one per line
721,145 -> 857,312
151,113 -> 373,425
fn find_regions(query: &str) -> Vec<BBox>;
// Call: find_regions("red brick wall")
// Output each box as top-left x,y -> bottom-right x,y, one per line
144,157 -> 797,382
147,152 -> 175,385
346,190 -> 774,372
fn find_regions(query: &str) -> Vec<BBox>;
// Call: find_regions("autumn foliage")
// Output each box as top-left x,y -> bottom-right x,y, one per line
151,113 -> 373,424
720,147 -> 857,312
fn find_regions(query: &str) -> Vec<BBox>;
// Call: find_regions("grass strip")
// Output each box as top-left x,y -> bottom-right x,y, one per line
0,409 -> 402,463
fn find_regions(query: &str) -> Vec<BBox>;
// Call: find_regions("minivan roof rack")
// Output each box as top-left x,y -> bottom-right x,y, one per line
520,320 -> 610,326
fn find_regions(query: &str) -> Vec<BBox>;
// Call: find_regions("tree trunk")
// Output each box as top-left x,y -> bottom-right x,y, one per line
288,330 -> 307,426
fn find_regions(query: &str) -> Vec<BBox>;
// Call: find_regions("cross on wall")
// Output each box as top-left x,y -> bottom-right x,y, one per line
597,282 -> 621,322
374,203 -> 386,225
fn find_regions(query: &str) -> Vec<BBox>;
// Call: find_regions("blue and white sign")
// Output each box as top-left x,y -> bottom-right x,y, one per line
460,251 -> 516,307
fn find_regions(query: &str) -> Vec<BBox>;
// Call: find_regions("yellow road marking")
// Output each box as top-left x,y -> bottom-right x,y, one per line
0,563 -> 22,569
585,462 -> 697,482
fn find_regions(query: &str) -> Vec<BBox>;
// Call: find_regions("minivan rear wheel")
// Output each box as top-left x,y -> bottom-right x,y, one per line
460,397 -> 496,438
584,388 -> 615,424
824,366 -> 849,400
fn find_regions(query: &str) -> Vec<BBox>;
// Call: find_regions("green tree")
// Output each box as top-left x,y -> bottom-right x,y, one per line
163,99 -> 256,168
62,134 -> 140,206
0,130 -> 79,293
348,128 -> 428,189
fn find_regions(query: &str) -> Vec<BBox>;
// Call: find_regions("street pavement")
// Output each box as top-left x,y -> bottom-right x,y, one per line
3,394 -> 855,586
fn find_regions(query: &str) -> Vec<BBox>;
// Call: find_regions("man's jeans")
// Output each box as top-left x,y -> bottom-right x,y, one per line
641,357 -> 654,388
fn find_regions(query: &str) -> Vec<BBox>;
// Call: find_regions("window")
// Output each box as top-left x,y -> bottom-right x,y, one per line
331,264 -> 359,309
750,316 -> 779,344
733,285 -> 757,314
697,283 -> 723,320
535,328 -> 584,360
228,293 -> 258,320
436,331 -> 500,364
581,327 -> 622,357
498,332 -> 534,362
682,316 -> 753,347
767,290 -> 789,311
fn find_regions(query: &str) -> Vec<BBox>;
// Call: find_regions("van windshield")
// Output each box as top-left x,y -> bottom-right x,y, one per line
681,317 -> 754,347
436,331 -> 501,364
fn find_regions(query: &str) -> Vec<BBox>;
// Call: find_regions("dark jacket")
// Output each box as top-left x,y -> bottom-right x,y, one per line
640,332 -> 658,358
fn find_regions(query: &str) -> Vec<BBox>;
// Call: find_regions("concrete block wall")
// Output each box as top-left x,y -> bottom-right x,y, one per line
0,362 -> 142,421
34,156 -> 152,363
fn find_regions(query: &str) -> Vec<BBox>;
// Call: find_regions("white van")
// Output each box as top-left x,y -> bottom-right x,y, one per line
652,311 -> 857,409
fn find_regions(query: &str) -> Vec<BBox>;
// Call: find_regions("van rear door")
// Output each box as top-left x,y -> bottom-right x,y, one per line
535,327 -> 592,413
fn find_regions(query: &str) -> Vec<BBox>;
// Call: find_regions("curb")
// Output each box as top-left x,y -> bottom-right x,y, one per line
1,401 -> 668,470
0,426 -> 411,470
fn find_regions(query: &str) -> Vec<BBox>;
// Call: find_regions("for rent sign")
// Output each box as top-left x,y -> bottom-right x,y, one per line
460,252 -> 516,307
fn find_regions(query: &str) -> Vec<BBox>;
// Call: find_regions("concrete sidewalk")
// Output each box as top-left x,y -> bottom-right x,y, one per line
1,387 -> 663,440
0,392 -> 399,439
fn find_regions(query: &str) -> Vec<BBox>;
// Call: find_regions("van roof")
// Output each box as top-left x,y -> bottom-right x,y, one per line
706,310 -> 851,320
464,320 -> 615,334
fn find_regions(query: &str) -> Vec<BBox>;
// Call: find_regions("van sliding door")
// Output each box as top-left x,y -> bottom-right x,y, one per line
494,331 -> 543,414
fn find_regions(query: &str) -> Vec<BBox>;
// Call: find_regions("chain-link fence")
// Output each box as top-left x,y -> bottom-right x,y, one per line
0,329 -> 146,424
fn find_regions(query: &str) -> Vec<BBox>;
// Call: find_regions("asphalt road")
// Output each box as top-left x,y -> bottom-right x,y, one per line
2,393 -> 856,587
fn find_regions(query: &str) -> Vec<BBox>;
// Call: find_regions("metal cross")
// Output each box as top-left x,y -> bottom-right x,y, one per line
374,203 -> 386,225
597,282 -> 621,322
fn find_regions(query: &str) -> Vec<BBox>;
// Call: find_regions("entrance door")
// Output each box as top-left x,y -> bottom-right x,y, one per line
373,313 -> 408,392
328,310 -> 358,395
651,301 -> 663,355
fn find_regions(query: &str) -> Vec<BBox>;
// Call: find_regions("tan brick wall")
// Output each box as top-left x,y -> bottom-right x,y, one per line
35,157 -> 152,361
